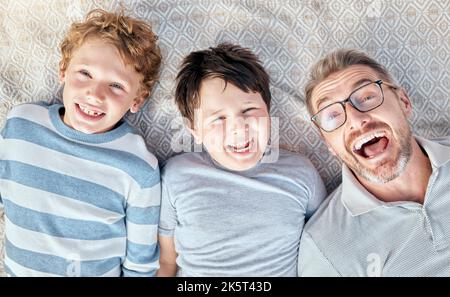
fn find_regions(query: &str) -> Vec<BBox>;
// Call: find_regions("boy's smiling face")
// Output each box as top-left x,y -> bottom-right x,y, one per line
59,38 -> 145,134
190,77 -> 270,171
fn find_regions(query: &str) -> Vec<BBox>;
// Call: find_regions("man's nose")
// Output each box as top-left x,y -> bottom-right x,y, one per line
345,103 -> 371,130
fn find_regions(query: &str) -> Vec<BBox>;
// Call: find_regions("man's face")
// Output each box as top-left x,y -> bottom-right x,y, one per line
311,65 -> 413,184
60,38 -> 145,134
190,77 -> 271,171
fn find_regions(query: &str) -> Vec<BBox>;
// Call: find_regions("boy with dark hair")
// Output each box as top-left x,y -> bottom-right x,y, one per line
157,43 -> 326,276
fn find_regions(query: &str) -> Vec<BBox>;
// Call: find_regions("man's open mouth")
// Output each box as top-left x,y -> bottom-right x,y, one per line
352,131 -> 389,159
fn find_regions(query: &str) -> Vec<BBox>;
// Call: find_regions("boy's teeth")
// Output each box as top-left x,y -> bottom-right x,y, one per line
80,105 -> 103,116
228,140 -> 251,152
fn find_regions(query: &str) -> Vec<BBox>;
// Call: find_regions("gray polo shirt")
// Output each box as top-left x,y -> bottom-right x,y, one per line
159,149 -> 326,276
298,137 -> 450,276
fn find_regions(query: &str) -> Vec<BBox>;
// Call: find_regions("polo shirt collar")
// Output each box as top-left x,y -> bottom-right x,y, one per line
341,164 -> 384,216
415,136 -> 450,168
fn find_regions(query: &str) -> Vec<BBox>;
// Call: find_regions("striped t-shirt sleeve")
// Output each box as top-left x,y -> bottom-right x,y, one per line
0,129 -> 4,206
122,167 -> 161,277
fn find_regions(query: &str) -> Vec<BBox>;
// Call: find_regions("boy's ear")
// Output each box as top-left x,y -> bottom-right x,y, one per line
129,92 -> 148,113
186,125 -> 202,145
59,69 -> 66,84
58,59 -> 67,84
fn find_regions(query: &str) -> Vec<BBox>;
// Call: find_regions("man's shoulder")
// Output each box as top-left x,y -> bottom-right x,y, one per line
301,184 -> 366,268
303,185 -> 346,235
431,136 -> 450,147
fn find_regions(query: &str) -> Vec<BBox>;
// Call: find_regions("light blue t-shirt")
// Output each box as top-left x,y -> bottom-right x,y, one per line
158,148 -> 326,276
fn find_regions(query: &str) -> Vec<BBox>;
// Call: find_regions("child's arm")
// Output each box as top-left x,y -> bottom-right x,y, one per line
157,235 -> 178,276
0,129 -> 4,207
305,164 -> 327,219
157,170 -> 179,276
122,172 -> 161,277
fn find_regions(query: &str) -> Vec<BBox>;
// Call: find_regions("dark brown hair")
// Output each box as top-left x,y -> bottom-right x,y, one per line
175,43 -> 271,125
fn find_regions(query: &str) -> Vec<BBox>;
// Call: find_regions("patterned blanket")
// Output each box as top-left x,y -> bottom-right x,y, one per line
0,0 -> 449,276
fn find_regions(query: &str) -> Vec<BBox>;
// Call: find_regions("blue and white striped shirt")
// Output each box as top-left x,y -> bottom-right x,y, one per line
0,103 -> 161,277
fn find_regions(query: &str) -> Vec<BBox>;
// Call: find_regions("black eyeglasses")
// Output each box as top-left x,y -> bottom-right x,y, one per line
311,80 -> 396,132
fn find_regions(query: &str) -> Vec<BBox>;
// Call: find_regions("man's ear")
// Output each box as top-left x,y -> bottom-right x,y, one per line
397,87 -> 413,118
320,130 -> 338,156
327,145 -> 338,156
130,91 -> 148,113
312,110 -> 338,157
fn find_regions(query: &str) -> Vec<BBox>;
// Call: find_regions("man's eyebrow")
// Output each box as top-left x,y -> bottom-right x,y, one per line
351,78 -> 372,89
314,78 -> 373,112
315,97 -> 333,111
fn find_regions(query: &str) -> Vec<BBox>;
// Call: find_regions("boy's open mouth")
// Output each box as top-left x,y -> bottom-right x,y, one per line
352,131 -> 389,159
77,103 -> 105,118
227,138 -> 254,153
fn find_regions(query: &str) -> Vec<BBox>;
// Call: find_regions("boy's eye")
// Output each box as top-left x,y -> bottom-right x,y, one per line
110,82 -> 125,91
215,116 -> 226,122
212,116 -> 226,123
243,107 -> 257,113
78,70 -> 92,78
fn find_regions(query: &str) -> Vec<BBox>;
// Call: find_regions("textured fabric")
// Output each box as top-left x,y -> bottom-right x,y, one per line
298,137 -> 450,277
0,0 -> 449,275
159,149 -> 326,276
0,103 -> 160,276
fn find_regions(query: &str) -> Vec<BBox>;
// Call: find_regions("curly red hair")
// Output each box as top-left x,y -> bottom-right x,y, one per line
59,9 -> 162,97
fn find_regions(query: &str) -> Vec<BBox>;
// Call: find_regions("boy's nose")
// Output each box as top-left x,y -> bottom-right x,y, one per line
227,116 -> 248,135
86,83 -> 106,103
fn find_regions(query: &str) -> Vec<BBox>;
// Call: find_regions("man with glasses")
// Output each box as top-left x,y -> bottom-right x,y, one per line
297,49 -> 450,276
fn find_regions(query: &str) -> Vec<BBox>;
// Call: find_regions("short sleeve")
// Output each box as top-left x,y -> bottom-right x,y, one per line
158,176 -> 177,237
0,126 -> 5,206
305,164 -> 327,219
298,231 -> 341,277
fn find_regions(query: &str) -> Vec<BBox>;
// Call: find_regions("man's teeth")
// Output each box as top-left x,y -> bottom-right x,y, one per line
353,131 -> 385,150
79,105 -> 103,116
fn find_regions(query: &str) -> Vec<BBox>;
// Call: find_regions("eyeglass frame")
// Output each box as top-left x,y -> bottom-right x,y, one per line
310,79 -> 398,132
